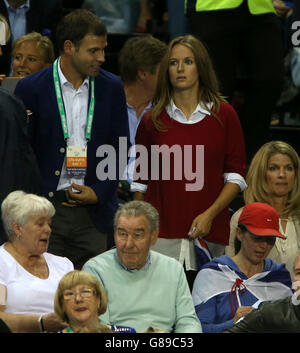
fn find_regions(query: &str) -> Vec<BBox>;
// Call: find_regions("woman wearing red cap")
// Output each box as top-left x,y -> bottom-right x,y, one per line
192,202 -> 292,333
226,141 -> 300,275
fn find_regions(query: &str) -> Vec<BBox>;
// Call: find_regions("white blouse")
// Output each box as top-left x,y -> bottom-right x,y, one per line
0,245 -> 73,314
269,218 -> 299,275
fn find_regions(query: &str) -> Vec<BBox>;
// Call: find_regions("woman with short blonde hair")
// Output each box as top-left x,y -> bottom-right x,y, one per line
12,32 -> 55,65
54,270 -> 108,322
11,32 -> 54,77
54,270 -> 135,333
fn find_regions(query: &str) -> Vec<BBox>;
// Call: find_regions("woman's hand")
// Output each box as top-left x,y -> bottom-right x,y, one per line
188,210 -> 214,239
233,306 -> 254,323
188,183 -> 241,239
42,312 -> 68,332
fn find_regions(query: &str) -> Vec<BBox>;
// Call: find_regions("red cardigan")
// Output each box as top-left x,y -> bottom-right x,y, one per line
135,102 -> 246,245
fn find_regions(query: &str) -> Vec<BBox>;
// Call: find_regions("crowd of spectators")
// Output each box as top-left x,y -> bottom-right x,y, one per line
0,0 -> 300,335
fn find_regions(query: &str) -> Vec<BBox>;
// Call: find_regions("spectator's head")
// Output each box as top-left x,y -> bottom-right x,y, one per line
56,9 -> 107,77
1,191 -> 55,254
0,14 -> 11,56
151,34 -> 223,131
12,32 -> 55,77
119,35 -> 167,95
234,202 -> 285,257
54,270 -> 109,331
244,141 -> 300,218
113,201 -> 159,270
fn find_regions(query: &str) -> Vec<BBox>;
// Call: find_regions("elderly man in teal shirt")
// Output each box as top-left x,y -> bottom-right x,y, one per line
83,200 -> 202,333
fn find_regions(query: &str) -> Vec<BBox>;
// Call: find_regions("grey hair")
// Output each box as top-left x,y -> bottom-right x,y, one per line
113,200 -> 159,234
1,190 -> 55,241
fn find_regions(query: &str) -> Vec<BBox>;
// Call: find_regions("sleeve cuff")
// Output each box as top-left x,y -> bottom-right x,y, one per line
130,182 -> 148,193
223,172 -> 247,192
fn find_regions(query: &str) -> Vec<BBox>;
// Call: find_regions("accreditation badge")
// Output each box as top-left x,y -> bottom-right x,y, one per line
66,145 -> 87,178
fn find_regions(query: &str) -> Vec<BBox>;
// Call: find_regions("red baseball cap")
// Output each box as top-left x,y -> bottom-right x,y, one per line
238,202 -> 285,239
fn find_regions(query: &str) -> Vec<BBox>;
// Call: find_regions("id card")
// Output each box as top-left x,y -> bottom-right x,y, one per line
66,145 -> 87,178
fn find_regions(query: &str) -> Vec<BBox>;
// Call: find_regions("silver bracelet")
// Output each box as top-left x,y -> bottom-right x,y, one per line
38,314 -> 45,332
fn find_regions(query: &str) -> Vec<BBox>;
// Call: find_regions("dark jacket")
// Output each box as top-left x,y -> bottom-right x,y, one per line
223,296 -> 300,333
0,88 -> 40,244
14,65 -> 130,234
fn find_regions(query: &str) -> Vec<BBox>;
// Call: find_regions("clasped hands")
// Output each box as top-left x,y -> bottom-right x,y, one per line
62,183 -> 98,207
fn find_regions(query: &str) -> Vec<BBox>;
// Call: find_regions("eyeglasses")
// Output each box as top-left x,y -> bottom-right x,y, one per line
63,288 -> 96,301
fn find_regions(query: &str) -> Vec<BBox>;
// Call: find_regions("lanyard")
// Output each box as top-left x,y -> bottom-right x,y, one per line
53,58 -> 95,140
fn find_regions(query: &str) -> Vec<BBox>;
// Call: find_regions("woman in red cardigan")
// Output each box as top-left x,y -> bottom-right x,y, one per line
131,35 -> 246,287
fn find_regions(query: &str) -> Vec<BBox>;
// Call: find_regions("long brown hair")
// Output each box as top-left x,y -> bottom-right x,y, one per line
151,35 -> 225,131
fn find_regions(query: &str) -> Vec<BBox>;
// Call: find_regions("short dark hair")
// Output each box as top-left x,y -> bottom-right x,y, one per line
56,9 -> 107,53
118,35 -> 167,83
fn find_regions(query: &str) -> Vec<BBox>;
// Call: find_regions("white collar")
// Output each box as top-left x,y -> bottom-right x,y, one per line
57,57 -> 89,90
166,99 -> 212,124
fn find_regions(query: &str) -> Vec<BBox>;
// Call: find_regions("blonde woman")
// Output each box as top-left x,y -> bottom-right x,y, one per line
54,270 -> 135,333
12,32 -> 54,77
225,141 -> 300,275
131,35 -> 246,285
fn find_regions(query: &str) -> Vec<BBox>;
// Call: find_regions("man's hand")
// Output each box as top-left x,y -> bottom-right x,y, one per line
62,184 -> 99,207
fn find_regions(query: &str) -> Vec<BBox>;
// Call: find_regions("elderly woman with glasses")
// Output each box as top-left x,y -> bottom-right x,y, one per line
54,270 -> 135,333
0,190 -> 74,332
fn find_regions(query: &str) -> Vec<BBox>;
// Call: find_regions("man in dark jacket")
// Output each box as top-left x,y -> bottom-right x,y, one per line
223,252 -> 300,333
0,88 -> 40,244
